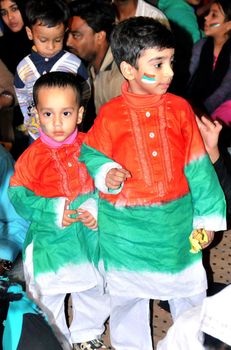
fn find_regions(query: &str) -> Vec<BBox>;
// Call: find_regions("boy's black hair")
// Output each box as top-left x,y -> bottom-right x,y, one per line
25,0 -> 70,28
33,71 -> 83,107
69,0 -> 116,42
110,16 -> 175,69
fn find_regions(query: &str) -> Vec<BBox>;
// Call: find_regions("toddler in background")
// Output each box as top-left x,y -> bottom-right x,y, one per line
14,0 -> 90,142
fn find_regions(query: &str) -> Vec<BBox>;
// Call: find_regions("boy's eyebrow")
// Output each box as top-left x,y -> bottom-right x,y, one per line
147,55 -> 174,62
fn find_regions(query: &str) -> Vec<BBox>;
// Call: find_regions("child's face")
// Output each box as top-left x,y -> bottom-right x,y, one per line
36,86 -> 83,142
0,0 -> 24,32
26,22 -> 65,58
204,3 -> 231,38
123,47 -> 174,96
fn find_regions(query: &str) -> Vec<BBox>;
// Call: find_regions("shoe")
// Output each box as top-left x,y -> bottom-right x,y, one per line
73,338 -> 111,350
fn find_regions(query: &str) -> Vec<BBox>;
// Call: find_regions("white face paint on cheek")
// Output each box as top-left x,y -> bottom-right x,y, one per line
141,73 -> 157,84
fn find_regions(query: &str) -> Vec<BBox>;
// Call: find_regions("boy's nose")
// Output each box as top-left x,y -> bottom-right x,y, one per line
47,41 -> 55,50
165,65 -> 174,78
53,115 -> 62,126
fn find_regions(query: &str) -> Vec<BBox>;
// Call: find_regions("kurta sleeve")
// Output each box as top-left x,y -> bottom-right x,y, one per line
182,103 -> 226,231
80,108 -> 124,194
8,151 -> 66,228
8,186 -> 66,229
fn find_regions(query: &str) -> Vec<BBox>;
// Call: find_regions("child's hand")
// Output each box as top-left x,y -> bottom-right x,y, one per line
77,209 -> 97,229
200,230 -> 214,249
62,199 -> 79,227
196,115 -> 222,163
189,229 -> 214,253
106,168 -> 131,190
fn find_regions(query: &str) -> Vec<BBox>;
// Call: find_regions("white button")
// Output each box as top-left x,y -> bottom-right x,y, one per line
146,111 -> 151,117
42,71 -> 47,75
152,151 -> 158,157
67,162 -> 72,167
149,132 -> 155,138
45,57 -> 49,62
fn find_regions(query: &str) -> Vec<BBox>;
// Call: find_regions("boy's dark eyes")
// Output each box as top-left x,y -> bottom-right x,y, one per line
154,63 -> 162,68
44,112 -> 52,117
63,111 -> 71,116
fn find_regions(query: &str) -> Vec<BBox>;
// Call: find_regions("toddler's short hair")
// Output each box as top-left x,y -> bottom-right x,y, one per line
25,0 -> 70,28
111,16 -> 175,69
33,72 -> 84,107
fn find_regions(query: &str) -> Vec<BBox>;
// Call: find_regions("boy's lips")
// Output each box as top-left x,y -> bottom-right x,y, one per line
160,82 -> 171,89
54,131 -> 64,136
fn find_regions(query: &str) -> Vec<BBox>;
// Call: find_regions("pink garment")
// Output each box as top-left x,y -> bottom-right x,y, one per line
39,128 -> 78,148
211,100 -> 231,125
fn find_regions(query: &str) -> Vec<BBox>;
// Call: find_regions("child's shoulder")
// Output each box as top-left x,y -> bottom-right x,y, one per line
62,50 -> 82,64
165,92 -> 191,109
15,138 -> 43,164
16,53 -> 32,71
99,95 -> 123,113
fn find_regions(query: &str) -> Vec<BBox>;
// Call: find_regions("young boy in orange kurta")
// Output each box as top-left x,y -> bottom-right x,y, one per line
80,17 -> 226,349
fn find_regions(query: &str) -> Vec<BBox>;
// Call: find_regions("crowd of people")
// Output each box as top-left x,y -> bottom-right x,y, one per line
0,0 -> 230,350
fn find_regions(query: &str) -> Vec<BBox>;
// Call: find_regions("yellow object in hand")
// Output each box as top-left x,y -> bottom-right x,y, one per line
189,229 -> 209,254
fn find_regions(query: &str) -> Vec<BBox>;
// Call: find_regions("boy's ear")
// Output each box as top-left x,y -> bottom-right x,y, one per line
77,106 -> 84,125
95,30 -> 106,44
25,26 -> 33,40
120,61 -> 136,80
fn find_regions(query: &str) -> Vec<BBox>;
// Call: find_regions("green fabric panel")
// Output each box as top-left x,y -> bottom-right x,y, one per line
185,155 -> 226,220
80,143 -> 115,179
98,194 -> 200,274
8,186 -> 62,228
9,186 -> 99,276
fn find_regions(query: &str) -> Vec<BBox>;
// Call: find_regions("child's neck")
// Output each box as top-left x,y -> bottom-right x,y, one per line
40,129 -> 77,148
213,34 -> 230,57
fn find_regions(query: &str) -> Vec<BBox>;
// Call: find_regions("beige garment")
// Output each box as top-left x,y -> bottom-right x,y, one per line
90,47 -> 124,113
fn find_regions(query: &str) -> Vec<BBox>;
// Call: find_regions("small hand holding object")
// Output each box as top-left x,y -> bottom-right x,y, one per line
189,229 -> 214,253
62,199 -> 80,227
106,168 -> 131,190
76,209 -> 98,230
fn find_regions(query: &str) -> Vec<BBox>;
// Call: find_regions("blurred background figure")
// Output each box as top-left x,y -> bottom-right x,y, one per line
67,0 -> 124,130
186,0 -> 231,154
0,143 -> 28,279
112,0 -> 169,25
0,0 -> 32,159
156,0 -> 203,95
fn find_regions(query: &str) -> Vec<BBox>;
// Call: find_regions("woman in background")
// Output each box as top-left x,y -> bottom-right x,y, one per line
0,0 -> 31,74
0,0 -> 32,158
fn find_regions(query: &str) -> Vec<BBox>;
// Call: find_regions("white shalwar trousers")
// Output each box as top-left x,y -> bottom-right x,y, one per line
108,291 -> 206,350
40,286 -> 110,348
